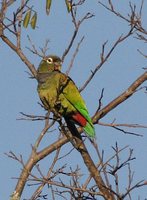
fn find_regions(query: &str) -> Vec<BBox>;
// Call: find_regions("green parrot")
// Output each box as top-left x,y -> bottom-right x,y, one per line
37,55 -> 95,138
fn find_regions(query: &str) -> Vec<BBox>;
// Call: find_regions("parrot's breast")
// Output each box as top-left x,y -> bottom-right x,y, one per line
37,72 -> 60,110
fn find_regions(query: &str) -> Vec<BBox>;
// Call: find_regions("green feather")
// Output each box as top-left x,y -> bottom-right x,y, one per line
59,76 -> 95,137
84,122 -> 95,138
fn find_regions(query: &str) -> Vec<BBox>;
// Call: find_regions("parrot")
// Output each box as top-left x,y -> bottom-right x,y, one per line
37,55 -> 95,138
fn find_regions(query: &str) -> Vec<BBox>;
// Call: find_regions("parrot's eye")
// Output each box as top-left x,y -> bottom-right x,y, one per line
46,57 -> 53,64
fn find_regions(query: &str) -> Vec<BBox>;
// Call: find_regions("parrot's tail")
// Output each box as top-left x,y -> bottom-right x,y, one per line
65,116 -> 95,139
64,117 -> 82,140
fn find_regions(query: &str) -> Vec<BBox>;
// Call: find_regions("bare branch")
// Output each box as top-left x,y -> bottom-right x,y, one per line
1,34 -> 37,77
80,29 -> 134,92
62,2 -> 94,62
93,71 -> 147,122
98,121 -> 147,137
95,88 -> 105,113
66,36 -> 84,75
30,147 -> 61,199
61,28 -> 78,62
99,121 -> 147,129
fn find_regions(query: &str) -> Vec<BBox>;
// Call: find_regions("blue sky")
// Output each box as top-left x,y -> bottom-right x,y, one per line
0,1 -> 147,199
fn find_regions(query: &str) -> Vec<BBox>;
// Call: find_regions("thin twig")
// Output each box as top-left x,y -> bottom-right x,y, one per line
66,36 -> 84,75
80,29 -> 134,92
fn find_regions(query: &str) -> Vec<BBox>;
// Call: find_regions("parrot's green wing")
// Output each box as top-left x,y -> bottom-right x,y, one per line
60,73 -> 95,137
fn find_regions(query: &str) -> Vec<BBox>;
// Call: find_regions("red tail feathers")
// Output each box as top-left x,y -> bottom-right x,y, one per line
72,113 -> 87,127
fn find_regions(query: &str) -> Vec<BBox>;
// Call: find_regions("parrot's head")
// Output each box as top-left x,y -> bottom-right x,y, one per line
37,55 -> 62,73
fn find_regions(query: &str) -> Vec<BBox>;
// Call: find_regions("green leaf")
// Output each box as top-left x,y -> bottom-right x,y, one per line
46,0 -> 52,15
30,12 -> 37,29
65,0 -> 72,13
23,10 -> 31,28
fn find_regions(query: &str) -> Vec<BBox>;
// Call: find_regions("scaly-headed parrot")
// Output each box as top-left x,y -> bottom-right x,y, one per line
37,55 -> 95,138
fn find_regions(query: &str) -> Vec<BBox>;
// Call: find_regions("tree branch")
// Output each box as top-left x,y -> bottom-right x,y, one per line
1,34 -> 37,77
80,29 -> 134,92
93,71 -> 147,122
